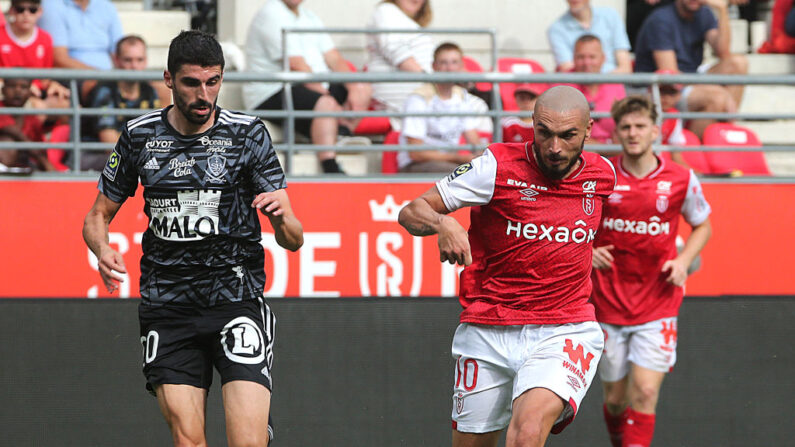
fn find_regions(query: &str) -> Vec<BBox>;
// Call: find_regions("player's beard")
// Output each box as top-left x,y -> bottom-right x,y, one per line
533,137 -> 585,180
174,92 -> 216,125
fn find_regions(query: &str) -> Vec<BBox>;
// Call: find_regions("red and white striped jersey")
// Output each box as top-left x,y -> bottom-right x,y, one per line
590,154 -> 711,325
436,142 -> 616,325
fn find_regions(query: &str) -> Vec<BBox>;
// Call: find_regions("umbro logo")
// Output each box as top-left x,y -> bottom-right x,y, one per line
520,188 -> 538,199
143,158 -> 160,170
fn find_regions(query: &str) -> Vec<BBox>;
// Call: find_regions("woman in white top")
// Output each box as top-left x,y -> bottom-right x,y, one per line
366,0 -> 434,130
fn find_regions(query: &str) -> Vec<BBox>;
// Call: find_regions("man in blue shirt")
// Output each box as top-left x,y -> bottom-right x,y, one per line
633,0 -> 748,138
547,0 -> 633,73
38,0 -> 123,101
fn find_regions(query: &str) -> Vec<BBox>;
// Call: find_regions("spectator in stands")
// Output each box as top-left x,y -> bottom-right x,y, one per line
626,0 -> 674,50
652,69 -> 693,169
38,0 -> 123,102
366,0 -> 434,130
568,34 -> 626,143
0,78 -> 56,171
243,0 -> 372,174
398,42 -> 483,173
548,0 -> 633,73
501,83 -> 545,143
0,0 -> 71,106
633,0 -> 748,138
80,35 -> 161,171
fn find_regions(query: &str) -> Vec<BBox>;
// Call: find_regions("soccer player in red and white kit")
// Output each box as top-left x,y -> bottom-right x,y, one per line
591,95 -> 712,447
399,85 -> 617,447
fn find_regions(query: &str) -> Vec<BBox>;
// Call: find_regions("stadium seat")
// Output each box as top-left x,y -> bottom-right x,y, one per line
678,128 -> 712,174
344,60 -> 393,136
701,123 -> 771,176
381,131 -> 401,174
47,124 -> 71,172
496,57 -> 546,111
462,56 -> 492,93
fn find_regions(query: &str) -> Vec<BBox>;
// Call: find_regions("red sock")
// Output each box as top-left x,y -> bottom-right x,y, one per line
603,404 -> 627,447
623,408 -> 656,447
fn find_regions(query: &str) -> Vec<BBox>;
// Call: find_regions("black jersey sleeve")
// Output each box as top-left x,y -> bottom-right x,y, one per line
246,120 -> 287,193
97,126 -> 138,203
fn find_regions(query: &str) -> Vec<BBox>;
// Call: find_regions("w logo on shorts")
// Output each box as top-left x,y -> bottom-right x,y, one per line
563,339 -> 595,372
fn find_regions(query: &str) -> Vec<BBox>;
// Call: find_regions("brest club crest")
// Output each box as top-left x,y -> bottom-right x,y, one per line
205,154 -> 227,183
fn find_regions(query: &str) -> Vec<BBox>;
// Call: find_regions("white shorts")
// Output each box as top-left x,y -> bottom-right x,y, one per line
451,322 -> 604,434
598,317 -> 678,382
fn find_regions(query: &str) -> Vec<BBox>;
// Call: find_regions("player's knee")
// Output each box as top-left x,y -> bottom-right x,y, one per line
507,418 -> 547,447
631,383 -> 660,409
227,431 -> 269,447
172,432 -> 207,447
604,393 -> 627,412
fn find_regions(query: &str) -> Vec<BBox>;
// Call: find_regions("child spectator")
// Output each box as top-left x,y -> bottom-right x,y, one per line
501,83 -> 546,143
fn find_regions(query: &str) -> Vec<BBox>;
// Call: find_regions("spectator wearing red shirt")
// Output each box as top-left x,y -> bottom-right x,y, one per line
0,1 -> 68,98
0,78 -> 56,171
500,82 -> 545,143
570,34 -> 626,144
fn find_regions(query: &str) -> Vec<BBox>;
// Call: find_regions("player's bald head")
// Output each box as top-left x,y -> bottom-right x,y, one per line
534,85 -> 591,125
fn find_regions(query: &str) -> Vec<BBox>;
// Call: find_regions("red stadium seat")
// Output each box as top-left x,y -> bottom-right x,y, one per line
47,123 -> 71,172
701,123 -> 771,176
678,128 -> 712,174
462,56 -> 492,93
497,57 -> 546,111
344,59 -> 392,136
381,131 -> 400,174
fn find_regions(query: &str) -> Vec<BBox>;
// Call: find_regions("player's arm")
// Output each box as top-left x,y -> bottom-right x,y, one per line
663,218 -> 711,286
82,192 -> 127,293
398,187 -> 472,266
253,189 -> 303,252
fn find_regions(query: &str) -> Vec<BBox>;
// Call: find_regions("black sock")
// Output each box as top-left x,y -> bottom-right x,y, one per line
321,158 -> 344,174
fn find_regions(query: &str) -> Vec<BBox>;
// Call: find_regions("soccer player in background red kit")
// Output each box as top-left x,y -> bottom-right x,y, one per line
591,95 -> 712,447
399,85 -> 617,447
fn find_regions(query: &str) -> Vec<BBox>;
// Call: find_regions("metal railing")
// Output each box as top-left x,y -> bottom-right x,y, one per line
1,68 -> 795,177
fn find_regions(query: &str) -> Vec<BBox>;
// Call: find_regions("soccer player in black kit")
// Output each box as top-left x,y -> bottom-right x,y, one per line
82,30 -> 303,447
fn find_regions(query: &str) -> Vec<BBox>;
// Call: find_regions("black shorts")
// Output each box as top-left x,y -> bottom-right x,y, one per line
138,298 -> 276,395
256,83 -> 349,137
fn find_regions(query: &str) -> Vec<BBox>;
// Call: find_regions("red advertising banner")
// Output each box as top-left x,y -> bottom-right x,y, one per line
1,181 -> 793,298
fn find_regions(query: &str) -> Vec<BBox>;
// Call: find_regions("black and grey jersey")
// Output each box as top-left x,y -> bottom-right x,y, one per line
97,106 -> 286,306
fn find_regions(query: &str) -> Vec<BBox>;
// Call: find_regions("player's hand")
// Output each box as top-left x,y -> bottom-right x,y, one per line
437,215 -> 472,266
662,258 -> 689,286
252,192 -> 285,217
98,248 -> 126,294
592,245 -> 615,270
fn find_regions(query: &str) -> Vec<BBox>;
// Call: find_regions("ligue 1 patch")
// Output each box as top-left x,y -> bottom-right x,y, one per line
103,151 -> 121,181
447,162 -> 473,181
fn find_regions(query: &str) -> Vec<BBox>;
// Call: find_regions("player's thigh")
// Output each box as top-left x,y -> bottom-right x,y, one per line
451,324 -> 516,435
452,428 -> 502,447
155,383 -> 208,443
222,380 -> 272,447
506,387 -> 564,447
627,317 -> 677,374
598,323 -> 631,383
514,321 -> 604,434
